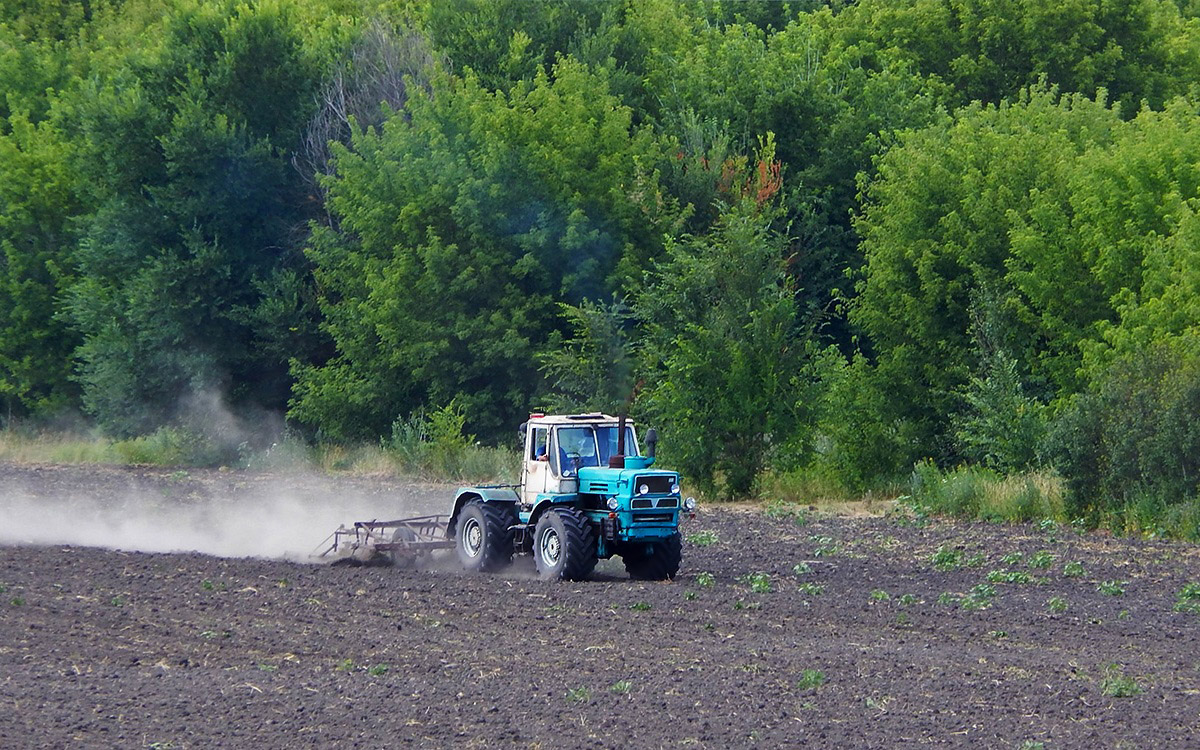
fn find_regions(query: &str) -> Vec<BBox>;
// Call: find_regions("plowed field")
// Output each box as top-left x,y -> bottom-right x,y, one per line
2,463 -> 1199,748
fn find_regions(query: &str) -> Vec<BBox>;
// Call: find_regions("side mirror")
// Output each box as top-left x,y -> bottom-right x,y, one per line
518,421 -> 527,439
645,428 -> 658,458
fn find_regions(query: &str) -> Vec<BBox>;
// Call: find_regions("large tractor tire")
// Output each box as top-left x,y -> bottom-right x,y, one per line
455,500 -> 515,573
533,508 -> 598,581
622,532 -> 682,581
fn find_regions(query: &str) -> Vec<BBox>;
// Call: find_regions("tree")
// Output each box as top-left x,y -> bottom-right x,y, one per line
63,0 -> 324,435
636,138 -> 814,497
292,58 -> 673,440
0,113 -> 81,418
851,87 -> 1122,471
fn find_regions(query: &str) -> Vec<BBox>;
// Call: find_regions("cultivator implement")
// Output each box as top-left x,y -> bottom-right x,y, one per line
313,515 -> 452,567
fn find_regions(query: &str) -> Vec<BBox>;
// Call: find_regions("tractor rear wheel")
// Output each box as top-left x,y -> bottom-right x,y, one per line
455,501 -> 515,572
622,532 -> 682,581
533,508 -> 598,581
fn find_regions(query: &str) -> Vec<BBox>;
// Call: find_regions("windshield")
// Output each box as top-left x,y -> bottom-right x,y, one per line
553,425 -> 637,475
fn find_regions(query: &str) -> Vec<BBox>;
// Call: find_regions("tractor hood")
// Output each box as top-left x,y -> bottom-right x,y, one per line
576,466 -> 680,498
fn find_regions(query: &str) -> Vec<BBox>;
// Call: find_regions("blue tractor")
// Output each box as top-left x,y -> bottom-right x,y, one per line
446,413 -> 695,581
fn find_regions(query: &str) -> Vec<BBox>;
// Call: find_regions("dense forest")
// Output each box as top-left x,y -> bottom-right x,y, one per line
3,0 -> 1200,528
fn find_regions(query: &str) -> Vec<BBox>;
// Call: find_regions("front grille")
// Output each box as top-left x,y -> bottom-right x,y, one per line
656,497 -> 678,508
633,512 -> 673,523
636,475 -> 675,494
631,498 -> 653,509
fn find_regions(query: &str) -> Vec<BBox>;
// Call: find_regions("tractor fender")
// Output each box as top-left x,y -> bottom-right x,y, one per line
447,487 -> 520,537
527,494 -> 581,530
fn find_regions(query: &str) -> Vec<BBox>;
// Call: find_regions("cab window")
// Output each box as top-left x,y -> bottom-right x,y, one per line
530,427 -> 549,461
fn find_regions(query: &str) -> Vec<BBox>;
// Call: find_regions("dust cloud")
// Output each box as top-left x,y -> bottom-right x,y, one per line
0,475 -> 445,561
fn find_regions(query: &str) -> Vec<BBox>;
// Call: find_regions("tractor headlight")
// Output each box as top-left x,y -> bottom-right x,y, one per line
684,496 -> 697,511
638,484 -> 650,495
670,482 -> 680,495
607,496 -> 620,511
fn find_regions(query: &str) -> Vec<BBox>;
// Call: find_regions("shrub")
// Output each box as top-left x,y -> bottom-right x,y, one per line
1048,343 -> 1200,536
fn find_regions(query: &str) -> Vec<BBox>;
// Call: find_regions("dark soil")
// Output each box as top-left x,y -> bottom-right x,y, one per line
2,463 -> 1199,748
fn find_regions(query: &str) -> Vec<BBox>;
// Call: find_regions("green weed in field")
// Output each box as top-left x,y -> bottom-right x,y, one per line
1028,551 -> 1055,569
809,535 -> 837,556
797,582 -> 825,596
1100,665 -> 1142,697
987,569 -> 1032,584
1173,583 -> 1200,614
792,562 -> 812,575
1062,561 -> 1085,577
1046,596 -> 1068,613
764,500 -> 808,525
741,573 -> 771,593
566,686 -> 591,704
686,530 -> 719,547
930,545 -> 961,571
609,680 -> 632,694
1001,551 -> 1024,565
1098,580 -> 1127,596
796,669 -> 826,690
696,572 -> 715,587
869,589 -> 890,602
629,601 -> 652,611
961,583 -> 997,610
367,664 -> 389,676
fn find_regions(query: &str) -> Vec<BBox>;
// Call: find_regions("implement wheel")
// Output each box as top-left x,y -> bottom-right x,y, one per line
622,532 -> 682,581
533,508 -> 597,581
455,501 -> 515,573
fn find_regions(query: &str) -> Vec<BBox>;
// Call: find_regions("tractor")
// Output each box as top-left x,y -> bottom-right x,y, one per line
449,413 -> 694,580
314,413 -> 694,580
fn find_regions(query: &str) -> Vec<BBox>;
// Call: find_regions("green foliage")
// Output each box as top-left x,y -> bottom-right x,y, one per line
929,546 -> 962,572
909,462 -> 1064,524
296,58 -> 669,441
952,296 -> 1047,472
385,402 -> 515,482
1048,343 -> 1200,533
685,530 -> 719,547
853,88 -> 1122,473
0,113 -> 80,417
1097,580 -> 1127,596
741,573 -> 771,594
637,145 -> 819,497
1099,664 -> 1142,698
59,0 -> 326,437
537,298 -> 635,415
1173,583 -> 1200,614
795,669 -> 826,691
824,0 -> 1200,112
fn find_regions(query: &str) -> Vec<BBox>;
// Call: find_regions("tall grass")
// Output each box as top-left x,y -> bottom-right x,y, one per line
757,466 -> 901,506
905,461 -> 1200,540
908,461 -> 1065,523
0,419 -> 518,484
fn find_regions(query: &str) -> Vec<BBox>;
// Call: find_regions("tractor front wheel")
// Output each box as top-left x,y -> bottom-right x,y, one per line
455,501 -> 515,573
622,532 -> 682,581
533,508 -> 598,581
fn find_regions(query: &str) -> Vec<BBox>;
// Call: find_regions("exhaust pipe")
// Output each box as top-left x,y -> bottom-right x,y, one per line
609,414 -> 627,469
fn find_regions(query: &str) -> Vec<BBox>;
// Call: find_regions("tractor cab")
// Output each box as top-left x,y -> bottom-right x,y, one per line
520,413 -> 638,506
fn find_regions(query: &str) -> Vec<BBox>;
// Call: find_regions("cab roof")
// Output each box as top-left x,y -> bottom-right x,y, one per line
527,413 -> 629,427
